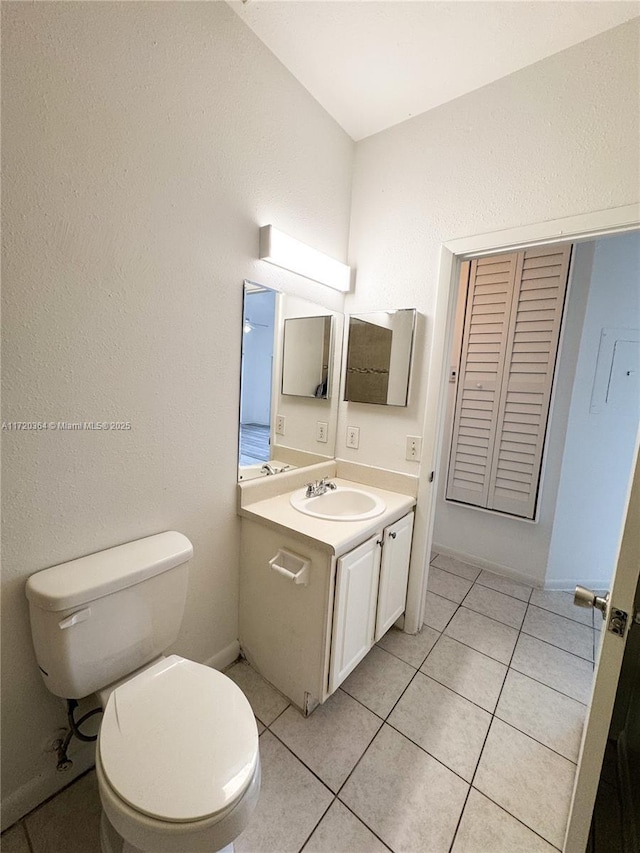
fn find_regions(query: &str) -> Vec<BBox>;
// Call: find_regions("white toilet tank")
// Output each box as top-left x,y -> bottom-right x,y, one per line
26,531 -> 193,699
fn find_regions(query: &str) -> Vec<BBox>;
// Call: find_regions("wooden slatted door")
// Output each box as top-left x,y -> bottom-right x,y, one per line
446,253 -> 520,507
488,245 -> 572,517
446,243 -> 572,520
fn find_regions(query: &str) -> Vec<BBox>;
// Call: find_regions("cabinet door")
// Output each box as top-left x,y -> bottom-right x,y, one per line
328,535 -> 381,694
374,512 -> 414,642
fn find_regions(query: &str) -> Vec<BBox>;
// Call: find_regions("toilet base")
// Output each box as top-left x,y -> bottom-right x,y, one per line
101,812 -> 234,853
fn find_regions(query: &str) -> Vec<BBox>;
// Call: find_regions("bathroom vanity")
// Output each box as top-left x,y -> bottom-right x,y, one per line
238,470 -> 416,715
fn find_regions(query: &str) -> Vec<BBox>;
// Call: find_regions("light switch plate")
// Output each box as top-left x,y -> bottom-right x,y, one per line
346,426 -> 360,449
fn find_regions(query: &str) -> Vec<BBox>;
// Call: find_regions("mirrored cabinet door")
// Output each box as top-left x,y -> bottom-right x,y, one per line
344,309 -> 416,406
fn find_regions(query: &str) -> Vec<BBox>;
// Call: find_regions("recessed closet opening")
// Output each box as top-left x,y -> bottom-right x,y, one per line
430,229 -> 639,595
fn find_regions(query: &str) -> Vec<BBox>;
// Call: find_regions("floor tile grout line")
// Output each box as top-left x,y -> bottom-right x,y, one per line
516,629 -> 599,665
7,765 -> 98,839
461,786 -> 564,852
21,820 -> 36,853
333,716 -> 385,799
373,641 -> 425,672
457,597 -> 527,632
338,686 -> 386,722
459,595 -> 579,848
504,664 -> 590,708
519,626 -> 595,663
447,719 -> 495,852
333,798 -> 395,852
446,785 -> 473,853
446,582 -> 513,853
527,601 -> 599,632
461,579 -> 530,615
430,608 -> 592,702
266,727 -> 349,797
447,612 -> 519,852
415,666 -> 498,718
296,795 -> 336,853
431,560 -> 533,603
449,602 -> 523,636
528,600 -> 597,628
265,702 -> 291,729
381,650 -> 427,723
437,626 -> 511,666
492,712 -> 580,766
423,592 -> 461,635
438,599 -> 595,664
383,719 -> 476,788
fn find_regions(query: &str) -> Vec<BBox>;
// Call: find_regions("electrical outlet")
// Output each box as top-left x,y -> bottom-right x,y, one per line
346,426 -> 360,449
275,415 -> 285,436
406,435 -> 422,461
316,421 -> 328,443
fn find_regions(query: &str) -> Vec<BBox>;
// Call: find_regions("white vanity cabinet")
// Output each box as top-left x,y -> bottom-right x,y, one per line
328,512 -> 414,693
239,500 -> 415,714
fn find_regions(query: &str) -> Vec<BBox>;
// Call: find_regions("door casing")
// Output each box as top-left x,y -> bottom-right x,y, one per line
404,203 -> 640,635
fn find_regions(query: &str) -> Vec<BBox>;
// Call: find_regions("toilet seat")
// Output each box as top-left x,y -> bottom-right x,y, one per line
98,655 -> 259,824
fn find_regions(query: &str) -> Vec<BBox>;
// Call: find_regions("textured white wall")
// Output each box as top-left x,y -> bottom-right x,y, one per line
1,1 -> 352,824
341,20 -> 639,582
546,232 -> 640,589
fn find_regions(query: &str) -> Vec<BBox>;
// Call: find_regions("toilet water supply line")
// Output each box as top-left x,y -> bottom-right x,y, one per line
54,700 -> 103,771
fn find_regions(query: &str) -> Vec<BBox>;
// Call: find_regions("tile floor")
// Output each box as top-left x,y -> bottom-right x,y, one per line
2,553 -> 599,853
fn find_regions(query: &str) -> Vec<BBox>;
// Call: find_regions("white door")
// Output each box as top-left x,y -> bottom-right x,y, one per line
375,512 -> 414,642
564,439 -> 640,852
328,534 -> 381,694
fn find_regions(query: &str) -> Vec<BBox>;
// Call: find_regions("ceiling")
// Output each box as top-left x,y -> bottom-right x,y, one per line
228,1 -> 639,140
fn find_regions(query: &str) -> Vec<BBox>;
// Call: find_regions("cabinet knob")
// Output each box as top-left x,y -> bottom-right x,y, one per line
376,539 -> 383,546
388,532 -> 397,539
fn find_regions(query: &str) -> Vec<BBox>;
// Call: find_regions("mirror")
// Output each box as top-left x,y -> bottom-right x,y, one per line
344,309 -> 416,406
282,316 -> 332,398
239,282 -> 343,481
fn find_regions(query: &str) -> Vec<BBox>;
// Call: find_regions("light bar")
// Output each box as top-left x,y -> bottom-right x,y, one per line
259,225 -> 351,293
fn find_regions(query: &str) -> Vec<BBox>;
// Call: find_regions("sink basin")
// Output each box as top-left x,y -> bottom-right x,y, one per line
290,486 -> 386,521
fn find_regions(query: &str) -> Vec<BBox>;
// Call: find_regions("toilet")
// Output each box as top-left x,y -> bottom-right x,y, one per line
25,531 -> 260,853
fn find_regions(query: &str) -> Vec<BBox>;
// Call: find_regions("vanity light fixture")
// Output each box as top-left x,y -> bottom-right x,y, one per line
259,225 -> 351,293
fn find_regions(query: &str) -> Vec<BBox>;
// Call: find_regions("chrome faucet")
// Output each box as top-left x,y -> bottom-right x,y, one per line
261,463 -> 291,476
305,478 -> 337,498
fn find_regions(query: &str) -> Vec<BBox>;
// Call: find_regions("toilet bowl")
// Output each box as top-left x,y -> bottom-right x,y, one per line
95,655 -> 260,853
25,532 -> 261,853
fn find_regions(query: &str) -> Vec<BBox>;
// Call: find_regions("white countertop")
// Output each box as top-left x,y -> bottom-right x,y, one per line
239,478 -> 416,557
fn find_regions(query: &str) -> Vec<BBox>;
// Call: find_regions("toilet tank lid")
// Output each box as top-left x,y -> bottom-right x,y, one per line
25,531 -> 193,612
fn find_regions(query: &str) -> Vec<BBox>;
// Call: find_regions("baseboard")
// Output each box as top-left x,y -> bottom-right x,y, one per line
204,640 -> 240,671
431,544 -> 543,589
431,544 -> 609,592
1,743 -> 95,832
542,578 -> 611,593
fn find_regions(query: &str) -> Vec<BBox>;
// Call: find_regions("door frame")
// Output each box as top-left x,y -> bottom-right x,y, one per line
404,203 -> 640,634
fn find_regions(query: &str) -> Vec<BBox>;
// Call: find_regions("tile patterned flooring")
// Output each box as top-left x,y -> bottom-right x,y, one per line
2,553 -> 599,853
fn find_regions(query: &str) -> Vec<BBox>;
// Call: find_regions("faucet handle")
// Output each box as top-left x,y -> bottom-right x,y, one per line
305,482 -> 316,498
319,477 -> 336,489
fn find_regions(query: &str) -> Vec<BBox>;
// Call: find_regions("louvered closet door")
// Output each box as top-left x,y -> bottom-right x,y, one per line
446,253 -> 521,507
487,245 -> 572,518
